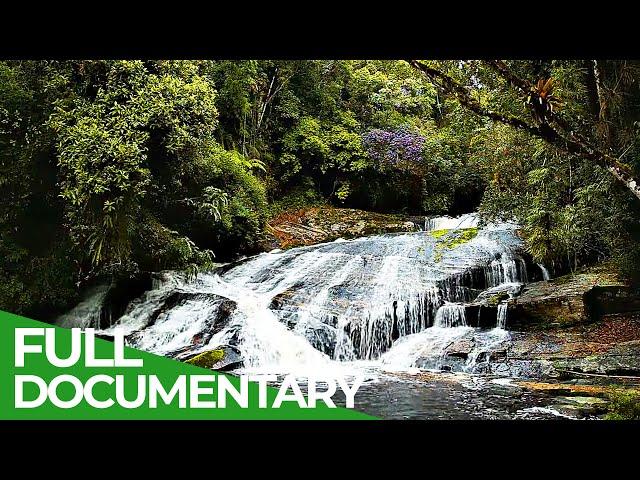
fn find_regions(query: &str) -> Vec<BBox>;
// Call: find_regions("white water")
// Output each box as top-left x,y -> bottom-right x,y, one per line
496,302 -> 508,330
434,303 -> 467,328
538,263 -> 551,281
426,213 -> 479,231
57,285 -> 110,329
380,326 -> 472,370
58,213 -> 528,375
197,276 -> 336,375
379,326 -> 510,372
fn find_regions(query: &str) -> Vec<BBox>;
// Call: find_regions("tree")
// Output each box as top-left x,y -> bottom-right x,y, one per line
408,60 -> 640,201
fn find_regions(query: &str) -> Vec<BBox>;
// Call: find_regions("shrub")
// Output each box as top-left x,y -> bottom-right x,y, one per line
605,389 -> 640,420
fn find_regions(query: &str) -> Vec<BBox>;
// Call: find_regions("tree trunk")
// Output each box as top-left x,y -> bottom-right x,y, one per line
592,60 -> 606,119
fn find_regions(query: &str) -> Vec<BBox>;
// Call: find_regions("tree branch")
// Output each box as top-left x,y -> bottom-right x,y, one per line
408,60 -> 544,137
486,60 -> 532,93
408,60 -> 640,201
486,60 -> 578,135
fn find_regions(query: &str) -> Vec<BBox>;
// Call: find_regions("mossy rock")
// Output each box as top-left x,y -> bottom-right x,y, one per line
486,292 -> 511,307
449,227 -> 479,248
430,229 -> 449,239
432,227 -> 479,262
186,349 -> 225,368
184,345 -> 243,371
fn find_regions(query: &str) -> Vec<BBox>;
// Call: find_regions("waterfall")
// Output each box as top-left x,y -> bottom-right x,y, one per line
434,303 -> 467,328
57,213 -> 529,373
496,302 -> 508,330
426,213 -> 479,231
485,253 -> 528,286
57,285 -> 110,329
537,263 -> 550,281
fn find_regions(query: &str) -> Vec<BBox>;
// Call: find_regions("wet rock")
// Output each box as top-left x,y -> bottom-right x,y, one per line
500,359 -> 558,378
489,350 -> 508,362
507,271 -> 640,330
473,283 -> 524,306
561,396 -> 608,410
442,358 -> 470,372
545,402 -> 599,419
552,396 -> 609,417
269,288 -> 298,310
445,339 -> 475,358
552,340 -> 640,376
149,292 -> 236,331
484,378 -> 525,397
100,274 -> 154,328
182,345 -> 243,371
297,322 -> 339,356
126,292 -> 237,352
463,304 -> 500,329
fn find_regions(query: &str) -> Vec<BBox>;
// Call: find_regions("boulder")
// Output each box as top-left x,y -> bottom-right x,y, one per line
502,315 -> 640,378
444,339 -> 475,358
507,271 -> 640,330
146,291 -> 236,332
549,396 -> 609,418
182,345 -> 243,371
473,283 -> 524,306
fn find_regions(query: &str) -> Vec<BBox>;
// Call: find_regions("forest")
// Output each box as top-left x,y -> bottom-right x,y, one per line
2,60 -> 640,320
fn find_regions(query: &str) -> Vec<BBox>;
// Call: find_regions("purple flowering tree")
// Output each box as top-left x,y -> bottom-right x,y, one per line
362,127 -> 426,171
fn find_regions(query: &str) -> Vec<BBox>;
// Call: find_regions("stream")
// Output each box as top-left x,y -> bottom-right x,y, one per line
57,213 -> 586,419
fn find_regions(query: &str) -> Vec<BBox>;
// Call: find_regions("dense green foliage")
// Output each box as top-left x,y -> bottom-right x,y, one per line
2,59 -> 640,318
1,61 -> 268,317
456,61 -> 640,277
606,389 -> 640,420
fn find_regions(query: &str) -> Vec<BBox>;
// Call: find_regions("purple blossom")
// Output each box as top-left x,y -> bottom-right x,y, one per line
362,127 -> 426,167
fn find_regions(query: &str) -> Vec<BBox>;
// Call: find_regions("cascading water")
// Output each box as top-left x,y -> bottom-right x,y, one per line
58,213 -> 529,375
434,303 -> 467,328
426,214 -> 479,231
57,285 -> 110,329
496,303 -> 508,330
538,263 -> 551,281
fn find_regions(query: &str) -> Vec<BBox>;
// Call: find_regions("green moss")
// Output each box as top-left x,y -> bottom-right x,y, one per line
185,349 -> 225,369
432,227 -> 479,263
486,292 -> 510,307
430,229 -> 449,239
449,228 -> 478,247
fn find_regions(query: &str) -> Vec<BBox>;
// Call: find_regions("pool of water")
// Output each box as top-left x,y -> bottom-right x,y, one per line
341,373 -> 571,419
278,367 -> 588,420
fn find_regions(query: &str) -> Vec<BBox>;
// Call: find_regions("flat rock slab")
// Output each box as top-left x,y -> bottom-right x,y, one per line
444,339 -> 476,358
507,271 -> 639,329
506,316 -> 640,377
266,207 -> 419,249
